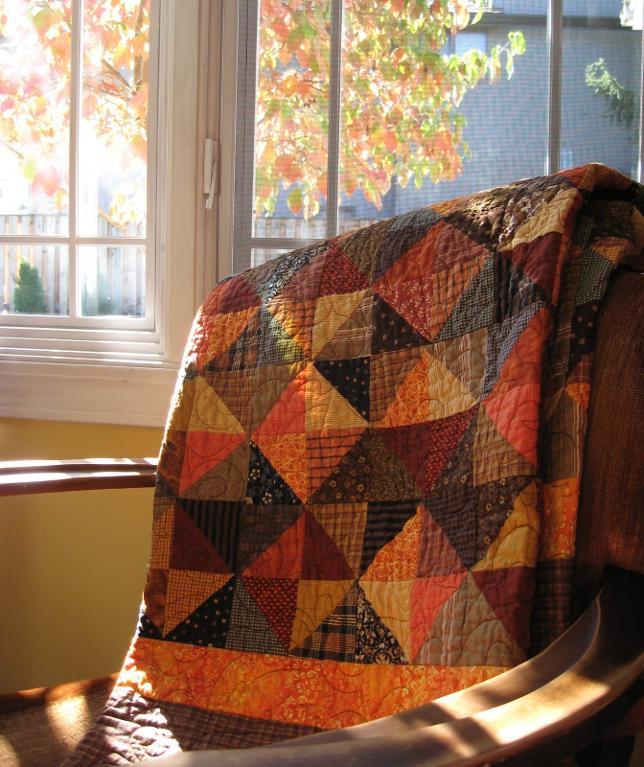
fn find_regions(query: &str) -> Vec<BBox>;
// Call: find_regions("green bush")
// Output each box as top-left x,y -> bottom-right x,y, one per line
13,261 -> 48,314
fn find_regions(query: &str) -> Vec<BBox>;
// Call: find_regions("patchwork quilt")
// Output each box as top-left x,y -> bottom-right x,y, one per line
68,164 -> 643,764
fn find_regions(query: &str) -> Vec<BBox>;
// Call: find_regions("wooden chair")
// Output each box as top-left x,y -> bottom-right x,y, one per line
0,268 -> 642,767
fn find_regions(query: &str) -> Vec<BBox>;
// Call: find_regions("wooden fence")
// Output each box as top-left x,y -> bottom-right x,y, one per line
0,214 -> 145,316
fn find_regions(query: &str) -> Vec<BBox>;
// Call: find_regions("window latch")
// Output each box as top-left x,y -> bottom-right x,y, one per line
204,138 -> 220,210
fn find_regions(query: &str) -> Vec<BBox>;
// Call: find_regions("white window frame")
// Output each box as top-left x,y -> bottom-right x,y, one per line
0,0 -> 211,426
220,0 -> 644,276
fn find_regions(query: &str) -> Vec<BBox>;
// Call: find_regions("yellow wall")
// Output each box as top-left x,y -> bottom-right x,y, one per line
0,418 -> 163,694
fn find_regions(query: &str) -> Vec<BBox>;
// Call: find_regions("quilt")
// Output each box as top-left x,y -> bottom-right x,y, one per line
67,164 -> 643,764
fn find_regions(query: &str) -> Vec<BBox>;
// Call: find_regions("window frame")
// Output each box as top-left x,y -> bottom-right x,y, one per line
0,0 -> 208,426
0,0 -> 159,341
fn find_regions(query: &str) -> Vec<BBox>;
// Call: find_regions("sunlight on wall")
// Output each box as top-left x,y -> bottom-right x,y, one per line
0,417 -> 163,693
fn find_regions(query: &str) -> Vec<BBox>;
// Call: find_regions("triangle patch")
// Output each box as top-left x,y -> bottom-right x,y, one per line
493,252 -> 548,323
164,570 -> 233,635
254,432 -> 307,502
380,405 -> 476,494
360,579 -> 413,661
437,255 -> 496,341
414,572 -> 524,667
307,503 -> 368,576
237,504 -> 304,572
432,326 -> 488,402
314,357 -> 370,421
472,567 -> 534,652
316,291 -> 374,361
483,385 -> 539,466
306,364 -> 369,431
301,511 -> 354,580
376,353 -> 432,428
178,441 -> 250,502
310,430 -> 421,505
278,248 -> 328,302
410,573 -> 467,661
170,504 -> 230,573
360,507 -> 422,582
179,498 -> 243,572
320,245 -> 370,296
137,613 -> 163,640
256,308 -> 306,367
243,514 -> 305,579
265,297 -> 316,358
473,481 -> 539,571
291,586 -> 357,661
312,289 -> 371,359
196,306 -> 259,368
416,503 -> 467,577
369,346 -> 422,424
360,500 -> 419,575
188,376 -> 245,435
306,428 -> 367,500
372,206 -> 443,281
225,577 -> 288,655
205,273 -> 261,315
253,366 -> 307,439
473,405 -> 535,487
242,576 -> 298,650
378,349 -> 476,428
484,307 -> 549,400
165,577 -> 236,648
246,442 -> 300,505
339,218 -> 393,282
355,586 -> 408,664
199,369 -> 255,432
290,579 -> 354,650
372,293 -> 429,355
179,430 -> 246,494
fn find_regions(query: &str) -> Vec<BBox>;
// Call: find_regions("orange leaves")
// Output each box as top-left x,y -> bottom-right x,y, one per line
384,128 -> 398,153
253,0 -> 526,216
275,155 -> 301,185
33,165 -> 62,197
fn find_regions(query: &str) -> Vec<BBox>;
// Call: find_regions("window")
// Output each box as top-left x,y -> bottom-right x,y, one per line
0,0 -> 161,355
227,0 -> 643,274
0,1 -> 205,425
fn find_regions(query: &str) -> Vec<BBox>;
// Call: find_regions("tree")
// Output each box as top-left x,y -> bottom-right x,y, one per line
13,260 -> 48,313
256,0 -> 526,218
0,0 -> 149,228
585,58 -> 635,132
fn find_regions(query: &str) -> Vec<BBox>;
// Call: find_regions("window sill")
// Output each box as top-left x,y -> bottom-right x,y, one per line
0,357 -> 178,427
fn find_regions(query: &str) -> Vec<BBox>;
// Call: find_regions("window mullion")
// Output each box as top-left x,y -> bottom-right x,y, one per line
234,0 -> 260,271
546,0 -> 563,174
68,0 -> 84,319
326,0 -> 343,239
638,25 -> 644,183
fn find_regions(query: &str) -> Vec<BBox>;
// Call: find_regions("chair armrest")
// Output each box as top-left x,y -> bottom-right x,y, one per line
144,568 -> 644,767
0,458 -> 157,496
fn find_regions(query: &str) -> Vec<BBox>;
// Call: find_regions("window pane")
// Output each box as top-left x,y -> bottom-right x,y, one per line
78,0 -> 150,237
0,0 -> 71,234
561,0 -> 641,177
252,0 -> 330,240
338,1 -> 548,233
79,245 -> 145,316
1,244 -> 69,315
